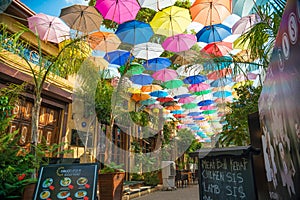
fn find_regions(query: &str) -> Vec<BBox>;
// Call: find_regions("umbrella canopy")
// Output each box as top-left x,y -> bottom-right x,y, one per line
203,56 -> 233,71
207,68 -> 232,80
169,86 -> 189,96
104,50 -> 133,66
147,104 -> 163,109
150,6 -> 191,37
99,67 -> 120,79
115,20 -> 154,45
194,89 -> 212,96
170,49 -> 198,65
202,109 -> 217,115
176,64 -> 203,77
198,100 -> 214,106
162,33 -> 197,53
190,0 -> 231,26
213,90 -> 232,98
210,77 -> 233,87
188,82 -> 210,92
88,56 -> 109,70
143,57 -> 171,71
178,96 -> 195,104
59,5 -> 103,33
28,13 -> 70,43
200,105 -> 217,110
232,14 -> 261,34
152,68 -> 178,82
131,92 -> 151,102
140,98 -> 157,105
157,97 -> 174,103
183,75 -> 207,84
174,93 -> 191,99
161,79 -> 184,89
201,41 -> 232,57
141,84 -> 162,92
149,90 -> 169,97
88,31 -> 121,52
125,63 -> 145,76
196,24 -> 231,43
165,105 -> 181,110
95,0 -> 140,24
138,0 -> 176,11
181,103 -> 198,109
232,0 -> 267,17
132,42 -> 164,60
130,73 -> 154,85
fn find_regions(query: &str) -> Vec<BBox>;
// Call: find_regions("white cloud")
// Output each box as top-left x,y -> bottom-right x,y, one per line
65,0 -> 89,5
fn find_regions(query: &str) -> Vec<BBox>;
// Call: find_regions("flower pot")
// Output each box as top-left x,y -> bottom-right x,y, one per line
99,172 -> 125,200
22,183 -> 36,200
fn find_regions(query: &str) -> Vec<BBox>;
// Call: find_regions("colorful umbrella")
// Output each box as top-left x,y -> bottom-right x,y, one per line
152,68 -> 178,82
59,5 -> 103,33
202,110 -> 218,115
143,57 -> 171,71
138,0 -> 176,11
183,75 -> 207,84
165,105 -> 181,110
150,6 -> 191,37
198,100 -> 214,106
213,91 -> 232,98
169,86 -> 189,96
104,50 -> 133,66
130,74 -> 153,85
201,41 -> 232,57
174,93 -> 191,99
207,68 -> 232,80
181,103 -> 197,109
203,56 -> 233,71
140,98 -> 157,105
200,105 -> 217,110
88,56 -> 109,70
190,0 -> 231,26
149,90 -> 169,98
170,50 -> 197,65
232,14 -> 261,34
194,89 -> 212,96
171,110 -> 184,114
210,77 -> 233,87
141,84 -> 162,92
232,0 -> 267,17
178,96 -> 195,104
162,33 -> 197,53
99,67 -> 120,79
173,114 -> 186,118
88,31 -> 121,52
188,82 -> 210,92
157,97 -> 174,103
147,104 -> 163,109
176,64 -> 203,77
95,0 -> 140,24
132,42 -> 164,60
28,13 -> 70,43
196,24 -> 231,43
115,20 -> 154,45
162,79 -> 184,89
125,63 -> 145,76
131,92 -> 151,102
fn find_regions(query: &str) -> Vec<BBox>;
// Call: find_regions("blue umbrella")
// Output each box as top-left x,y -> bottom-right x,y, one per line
194,116 -> 205,121
130,74 -> 153,85
210,77 -> 233,87
203,56 -> 232,71
183,75 -> 207,84
115,20 -> 154,45
198,100 -> 214,106
143,57 -> 171,71
104,50 -> 134,66
232,0 -> 268,17
171,110 -> 184,114
196,24 -> 231,43
149,90 -> 168,98
140,98 -> 157,105
187,112 -> 202,116
213,91 -> 232,98
190,126 -> 201,130
174,93 -> 191,99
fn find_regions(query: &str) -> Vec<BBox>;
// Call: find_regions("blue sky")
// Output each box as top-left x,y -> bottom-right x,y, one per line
21,0 -> 89,16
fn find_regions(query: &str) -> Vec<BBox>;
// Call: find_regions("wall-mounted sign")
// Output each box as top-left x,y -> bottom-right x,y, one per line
33,163 -> 98,200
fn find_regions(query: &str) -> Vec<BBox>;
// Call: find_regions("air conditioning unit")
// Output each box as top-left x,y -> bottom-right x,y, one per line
161,161 -> 176,190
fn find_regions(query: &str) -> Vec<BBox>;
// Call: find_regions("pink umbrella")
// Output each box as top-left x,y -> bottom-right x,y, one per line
152,68 -> 178,81
200,105 -> 217,110
28,13 -> 70,43
188,82 -> 210,92
232,14 -> 261,35
162,33 -> 197,53
178,96 -> 195,104
95,0 -> 140,24
201,42 -> 232,57
147,104 -> 163,109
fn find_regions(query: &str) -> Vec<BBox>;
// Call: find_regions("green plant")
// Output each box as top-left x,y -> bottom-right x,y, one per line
100,162 -> 125,174
143,171 -> 159,186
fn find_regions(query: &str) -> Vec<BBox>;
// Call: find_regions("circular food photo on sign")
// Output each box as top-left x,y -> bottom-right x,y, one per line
42,178 -> 53,188
77,177 -> 88,185
75,190 -> 87,198
40,191 -> 50,199
57,191 -> 70,199
60,177 -> 71,187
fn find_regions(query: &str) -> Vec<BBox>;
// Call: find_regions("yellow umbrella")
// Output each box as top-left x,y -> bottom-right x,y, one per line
128,87 -> 141,94
150,6 -> 191,37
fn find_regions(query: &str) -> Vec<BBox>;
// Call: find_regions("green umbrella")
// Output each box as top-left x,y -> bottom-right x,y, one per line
181,103 -> 197,109
161,79 -> 183,89
202,109 -> 217,115
140,98 -> 157,105
126,63 -> 145,76
194,89 -> 211,96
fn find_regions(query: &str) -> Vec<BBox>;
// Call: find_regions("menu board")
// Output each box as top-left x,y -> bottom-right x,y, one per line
33,163 -> 99,200
199,154 -> 256,200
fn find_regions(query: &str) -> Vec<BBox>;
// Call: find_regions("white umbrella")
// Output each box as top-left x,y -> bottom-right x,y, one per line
138,0 -> 176,11
132,42 -> 164,60
176,64 -> 203,77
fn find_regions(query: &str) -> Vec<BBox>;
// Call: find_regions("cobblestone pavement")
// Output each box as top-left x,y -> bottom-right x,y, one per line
133,184 -> 199,200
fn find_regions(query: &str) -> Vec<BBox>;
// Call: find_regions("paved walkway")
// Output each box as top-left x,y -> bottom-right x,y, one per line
132,184 -> 199,200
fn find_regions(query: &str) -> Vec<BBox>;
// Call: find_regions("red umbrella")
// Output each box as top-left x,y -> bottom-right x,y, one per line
95,0 -> 140,24
157,97 -> 174,103
152,68 -> 178,82
162,33 -> 197,53
201,42 -> 232,57
207,68 -> 232,80
28,13 -> 70,43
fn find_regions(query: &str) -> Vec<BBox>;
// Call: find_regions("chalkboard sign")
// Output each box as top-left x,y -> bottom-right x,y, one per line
33,163 -> 99,200
198,146 -> 257,200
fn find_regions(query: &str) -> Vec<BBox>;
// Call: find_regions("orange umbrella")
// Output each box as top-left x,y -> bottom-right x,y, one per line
190,0 -> 231,26
165,105 -> 181,110
140,84 -> 162,92
88,31 -> 121,52
131,93 -> 151,102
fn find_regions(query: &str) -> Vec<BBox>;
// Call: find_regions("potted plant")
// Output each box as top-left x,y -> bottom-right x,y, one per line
98,162 -> 125,200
